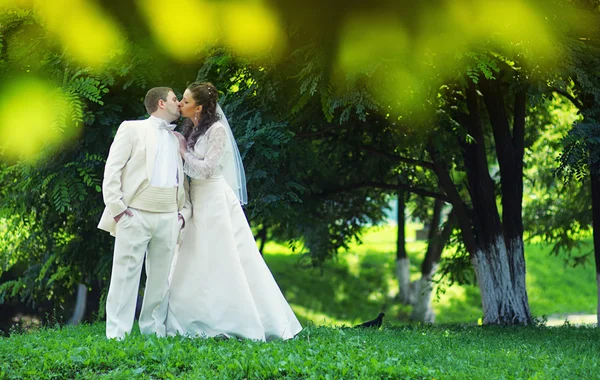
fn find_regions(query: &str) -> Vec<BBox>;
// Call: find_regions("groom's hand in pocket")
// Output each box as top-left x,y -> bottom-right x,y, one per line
114,209 -> 133,223
178,213 -> 185,229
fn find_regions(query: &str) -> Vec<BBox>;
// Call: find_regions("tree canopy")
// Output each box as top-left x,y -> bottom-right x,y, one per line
1,0 -> 600,325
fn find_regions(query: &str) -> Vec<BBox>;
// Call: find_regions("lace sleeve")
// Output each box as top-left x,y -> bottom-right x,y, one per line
183,125 -> 228,179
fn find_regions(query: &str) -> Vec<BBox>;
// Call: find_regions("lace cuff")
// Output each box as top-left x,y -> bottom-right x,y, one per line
183,125 -> 228,179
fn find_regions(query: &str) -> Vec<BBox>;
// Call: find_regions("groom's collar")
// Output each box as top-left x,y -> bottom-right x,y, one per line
149,115 -> 176,131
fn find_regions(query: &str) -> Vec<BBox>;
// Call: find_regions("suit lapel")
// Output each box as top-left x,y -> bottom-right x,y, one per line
145,119 -> 157,182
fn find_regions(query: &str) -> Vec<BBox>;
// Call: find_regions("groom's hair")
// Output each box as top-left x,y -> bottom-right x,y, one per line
144,87 -> 173,114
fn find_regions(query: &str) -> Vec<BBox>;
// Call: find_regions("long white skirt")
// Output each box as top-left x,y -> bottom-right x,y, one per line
166,177 -> 302,341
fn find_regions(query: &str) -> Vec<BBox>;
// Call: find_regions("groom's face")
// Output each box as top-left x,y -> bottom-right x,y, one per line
163,90 -> 180,120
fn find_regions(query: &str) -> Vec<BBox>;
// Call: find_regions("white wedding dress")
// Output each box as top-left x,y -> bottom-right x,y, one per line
165,121 -> 302,341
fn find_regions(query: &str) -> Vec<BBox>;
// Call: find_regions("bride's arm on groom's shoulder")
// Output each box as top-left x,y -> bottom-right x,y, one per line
103,121 -> 133,219
182,125 -> 228,179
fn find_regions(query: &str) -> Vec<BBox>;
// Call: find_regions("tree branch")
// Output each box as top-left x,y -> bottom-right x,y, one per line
294,125 -> 340,138
427,140 -> 478,255
513,89 -> 526,158
351,144 -> 436,170
553,88 -> 583,108
294,126 -> 436,170
320,181 -> 449,201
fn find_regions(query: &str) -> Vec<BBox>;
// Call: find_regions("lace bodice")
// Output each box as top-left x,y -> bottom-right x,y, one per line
183,122 -> 231,179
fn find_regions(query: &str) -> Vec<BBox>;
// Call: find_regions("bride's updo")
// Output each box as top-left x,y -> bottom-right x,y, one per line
183,82 -> 221,150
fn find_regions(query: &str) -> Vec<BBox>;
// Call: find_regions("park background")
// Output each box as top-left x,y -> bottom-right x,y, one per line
1,0 -> 600,378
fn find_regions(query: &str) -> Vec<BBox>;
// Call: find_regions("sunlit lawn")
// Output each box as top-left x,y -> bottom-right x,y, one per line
262,224 -> 598,327
2,224 -> 598,379
3,323 -> 600,379
3,322 -> 600,379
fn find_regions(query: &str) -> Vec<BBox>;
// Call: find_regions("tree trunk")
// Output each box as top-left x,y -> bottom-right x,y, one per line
395,191 -> 411,304
597,272 -> 600,328
427,144 -> 477,256
466,80 -> 531,324
590,170 -> 600,326
411,203 -> 455,323
67,283 -> 87,325
429,80 -> 531,325
411,273 -> 436,323
428,78 -> 532,324
420,199 -> 445,276
479,78 -> 531,323
472,238 -> 531,324
257,225 -> 268,255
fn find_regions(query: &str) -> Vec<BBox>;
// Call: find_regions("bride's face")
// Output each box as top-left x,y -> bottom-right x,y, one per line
179,89 -> 202,120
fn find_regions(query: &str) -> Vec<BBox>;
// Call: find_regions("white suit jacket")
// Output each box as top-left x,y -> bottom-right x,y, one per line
97,118 -> 192,236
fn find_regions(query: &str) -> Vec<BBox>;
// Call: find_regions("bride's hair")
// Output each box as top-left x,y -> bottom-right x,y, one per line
182,82 -> 221,149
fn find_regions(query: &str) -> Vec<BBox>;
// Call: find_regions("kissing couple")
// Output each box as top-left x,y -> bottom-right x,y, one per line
97,82 -> 302,341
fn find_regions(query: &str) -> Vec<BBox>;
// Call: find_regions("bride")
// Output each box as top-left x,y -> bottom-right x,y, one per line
166,81 -> 302,341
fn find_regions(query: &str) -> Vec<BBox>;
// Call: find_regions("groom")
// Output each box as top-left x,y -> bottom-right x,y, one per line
98,87 -> 191,340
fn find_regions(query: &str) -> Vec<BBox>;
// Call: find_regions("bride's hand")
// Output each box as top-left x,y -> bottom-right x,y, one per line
173,131 -> 187,156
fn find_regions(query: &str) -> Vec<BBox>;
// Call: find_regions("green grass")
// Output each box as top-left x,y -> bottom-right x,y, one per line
263,224 -> 598,326
2,224 -> 598,378
525,241 -> 597,317
2,323 -> 600,379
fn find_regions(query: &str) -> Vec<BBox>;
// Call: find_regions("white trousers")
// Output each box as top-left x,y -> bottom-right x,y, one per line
105,208 -> 180,339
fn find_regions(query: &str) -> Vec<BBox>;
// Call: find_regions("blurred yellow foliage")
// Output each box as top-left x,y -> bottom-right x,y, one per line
220,1 -> 285,59
336,0 -> 562,120
2,0 -> 592,126
136,0 -> 285,61
337,14 -> 410,74
0,78 -> 75,161
33,0 -> 124,67
446,0 -> 555,58
136,0 -> 217,61
0,0 -> 33,9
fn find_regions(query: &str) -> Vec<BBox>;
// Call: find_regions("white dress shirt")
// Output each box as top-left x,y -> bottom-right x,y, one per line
149,116 -> 179,187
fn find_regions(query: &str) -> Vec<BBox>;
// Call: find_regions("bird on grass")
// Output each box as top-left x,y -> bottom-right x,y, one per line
355,312 -> 385,328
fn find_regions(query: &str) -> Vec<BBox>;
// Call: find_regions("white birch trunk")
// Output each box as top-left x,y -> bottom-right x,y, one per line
472,236 -> 530,325
395,257 -> 411,304
508,238 -> 530,320
410,264 -> 438,324
67,283 -> 87,325
597,272 -> 600,328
